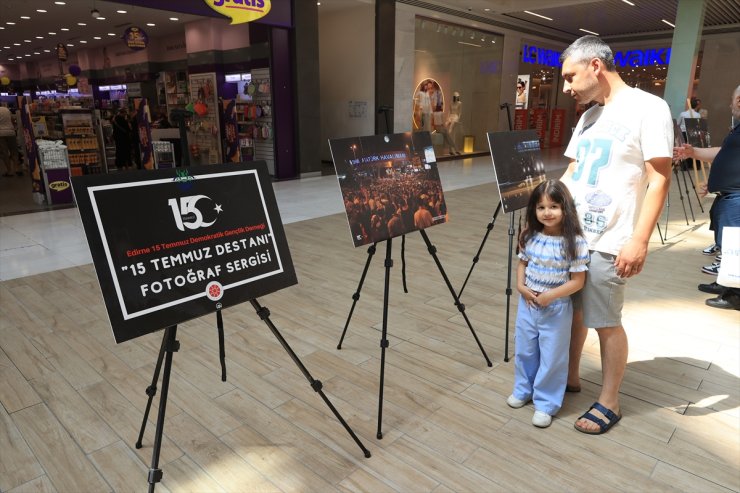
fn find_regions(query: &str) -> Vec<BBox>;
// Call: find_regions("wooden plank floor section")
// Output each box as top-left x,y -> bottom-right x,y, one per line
1,181 -> 738,492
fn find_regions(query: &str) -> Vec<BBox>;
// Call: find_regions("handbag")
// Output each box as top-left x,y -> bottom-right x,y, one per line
717,227 -> 740,288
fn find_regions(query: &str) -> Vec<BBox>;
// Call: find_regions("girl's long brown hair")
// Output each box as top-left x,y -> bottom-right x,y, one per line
518,179 -> 584,260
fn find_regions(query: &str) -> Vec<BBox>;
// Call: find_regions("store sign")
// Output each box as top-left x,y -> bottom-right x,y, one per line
548,108 -> 566,147
56,43 -> 68,62
204,0 -> 272,24
613,48 -> 671,67
123,26 -> 149,51
522,43 -> 672,68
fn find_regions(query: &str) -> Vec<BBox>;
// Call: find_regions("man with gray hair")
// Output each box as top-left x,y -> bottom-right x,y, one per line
560,36 -> 673,434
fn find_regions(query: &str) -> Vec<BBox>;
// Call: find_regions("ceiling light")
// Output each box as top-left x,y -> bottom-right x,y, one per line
3,46 -> 9,49
34,52 -> 40,55
621,0 -> 635,5
78,22 -> 87,26
93,36 -> 101,39
44,49 -> 50,52
24,39 -> 31,43
55,1 -> 65,4
96,17 -> 106,20
13,43 -> 20,46
0,27 -> 4,30
117,10 -> 127,14
169,17 -> 179,21
661,19 -> 675,27
49,32 -> 57,35
24,54 -> 30,57
36,9 -> 47,13
484,8 -> 490,11
80,40 -> 87,43
6,22 -> 16,25
147,23 -> 155,26
61,28 -> 69,31
67,43 -> 74,47
579,28 -> 600,35
20,16 -> 31,20
36,36 -> 44,39
107,33 -> 116,36
523,11 -> 553,21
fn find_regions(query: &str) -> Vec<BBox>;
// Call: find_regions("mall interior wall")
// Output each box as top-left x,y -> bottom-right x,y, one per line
318,3 -> 375,163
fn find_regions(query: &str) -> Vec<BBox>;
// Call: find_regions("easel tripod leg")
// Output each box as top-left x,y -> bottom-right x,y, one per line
338,243 -> 377,349
504,212 -> 516,362
459,201 -> 502,298
136,329 -> 169,449
144,326 -> 179,493
216,308 -> 226,381
419,230 -> 492,367
377,238 -> 393,439
250,299 -> 371,457
672,166 -> 689,226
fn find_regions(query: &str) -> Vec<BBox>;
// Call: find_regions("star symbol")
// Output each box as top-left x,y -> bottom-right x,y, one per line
214,203 -> 223,214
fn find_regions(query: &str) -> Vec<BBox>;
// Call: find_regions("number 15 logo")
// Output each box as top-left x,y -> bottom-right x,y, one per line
168,195 -> 218,231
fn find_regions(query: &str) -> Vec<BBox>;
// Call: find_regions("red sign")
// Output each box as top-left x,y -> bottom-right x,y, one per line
513,109 -> 528,130
548,108 -> 566,147
532,109 -> 548,145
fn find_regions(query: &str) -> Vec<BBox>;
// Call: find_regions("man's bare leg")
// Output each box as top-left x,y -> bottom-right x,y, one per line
567,309 -> 587,389
575,325 -> 628,432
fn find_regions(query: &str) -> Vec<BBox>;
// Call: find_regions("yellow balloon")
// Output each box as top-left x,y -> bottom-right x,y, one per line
65,74 -> 77,86
0,76 -> 10,85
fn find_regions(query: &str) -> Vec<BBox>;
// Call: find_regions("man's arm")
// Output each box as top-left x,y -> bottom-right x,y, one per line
673,143 -> 720,163
561,159 -> 577,180
614,157 -> 672,278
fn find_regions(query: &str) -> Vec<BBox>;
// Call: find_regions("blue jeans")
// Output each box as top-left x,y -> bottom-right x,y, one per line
512,295 -> 572,415
715,193 -> 740,248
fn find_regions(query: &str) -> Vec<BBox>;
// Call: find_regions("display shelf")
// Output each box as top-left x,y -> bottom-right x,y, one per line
60,109 -> 104,174
235,68 -> 273,173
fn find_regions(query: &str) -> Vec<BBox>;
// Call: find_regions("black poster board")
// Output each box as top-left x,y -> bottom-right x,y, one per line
684,118 -> 710,148
487,130 -> 546,213
329,131 -> 448,247
72,162 -> 297,343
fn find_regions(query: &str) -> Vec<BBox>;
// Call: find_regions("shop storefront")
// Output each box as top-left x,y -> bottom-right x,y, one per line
411,17 -> 504,156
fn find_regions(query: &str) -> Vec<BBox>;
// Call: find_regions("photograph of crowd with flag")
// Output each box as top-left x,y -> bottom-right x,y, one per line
329,132 -> 448,247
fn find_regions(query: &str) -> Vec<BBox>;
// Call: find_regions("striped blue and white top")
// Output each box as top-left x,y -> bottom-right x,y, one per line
518,232 -> 590,293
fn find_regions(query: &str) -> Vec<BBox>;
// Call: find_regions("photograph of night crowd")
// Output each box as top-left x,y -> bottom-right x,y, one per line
684,118 -> 711,148
487,130 -> 546,213
329,132 -> 448,247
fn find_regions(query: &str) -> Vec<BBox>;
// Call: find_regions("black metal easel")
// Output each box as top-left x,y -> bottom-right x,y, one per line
457,103 -> 519,361
337,230 -> 492,439
135,302 -> 371,491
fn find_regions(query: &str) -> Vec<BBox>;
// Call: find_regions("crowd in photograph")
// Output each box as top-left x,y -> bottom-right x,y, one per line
340,171 -> 447,245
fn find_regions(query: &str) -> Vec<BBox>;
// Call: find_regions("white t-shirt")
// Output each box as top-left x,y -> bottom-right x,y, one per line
563,87 -> 673,255
678,108 -> 701,133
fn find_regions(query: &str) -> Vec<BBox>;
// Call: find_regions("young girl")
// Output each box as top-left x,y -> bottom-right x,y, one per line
507,179 -> 589,428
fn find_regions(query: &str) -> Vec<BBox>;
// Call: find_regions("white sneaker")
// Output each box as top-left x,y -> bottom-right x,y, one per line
507,394 -> 530,408
532,410 -> 552,428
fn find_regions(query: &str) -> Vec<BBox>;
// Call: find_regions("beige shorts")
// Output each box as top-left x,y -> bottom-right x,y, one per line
572,251 -> 626,329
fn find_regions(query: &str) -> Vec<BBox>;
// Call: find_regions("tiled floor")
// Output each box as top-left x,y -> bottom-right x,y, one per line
0,152 -> 563,281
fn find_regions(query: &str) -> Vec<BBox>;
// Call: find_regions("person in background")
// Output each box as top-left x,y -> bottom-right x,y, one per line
112,108 -> 132,171
674,85 -> 740,310
678,96 -> 702,136
560,35 -> 673,435
129,110 -> 142,170
507,180 -> 589,429
0,105 -> 21,177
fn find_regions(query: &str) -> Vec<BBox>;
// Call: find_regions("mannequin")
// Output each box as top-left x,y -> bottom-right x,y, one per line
440,91 -> 462,155
414,80 -> 433,132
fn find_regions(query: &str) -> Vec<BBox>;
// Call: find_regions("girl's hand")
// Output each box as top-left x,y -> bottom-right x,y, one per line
518,286 -> 539,307
534,291 -> 553,307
